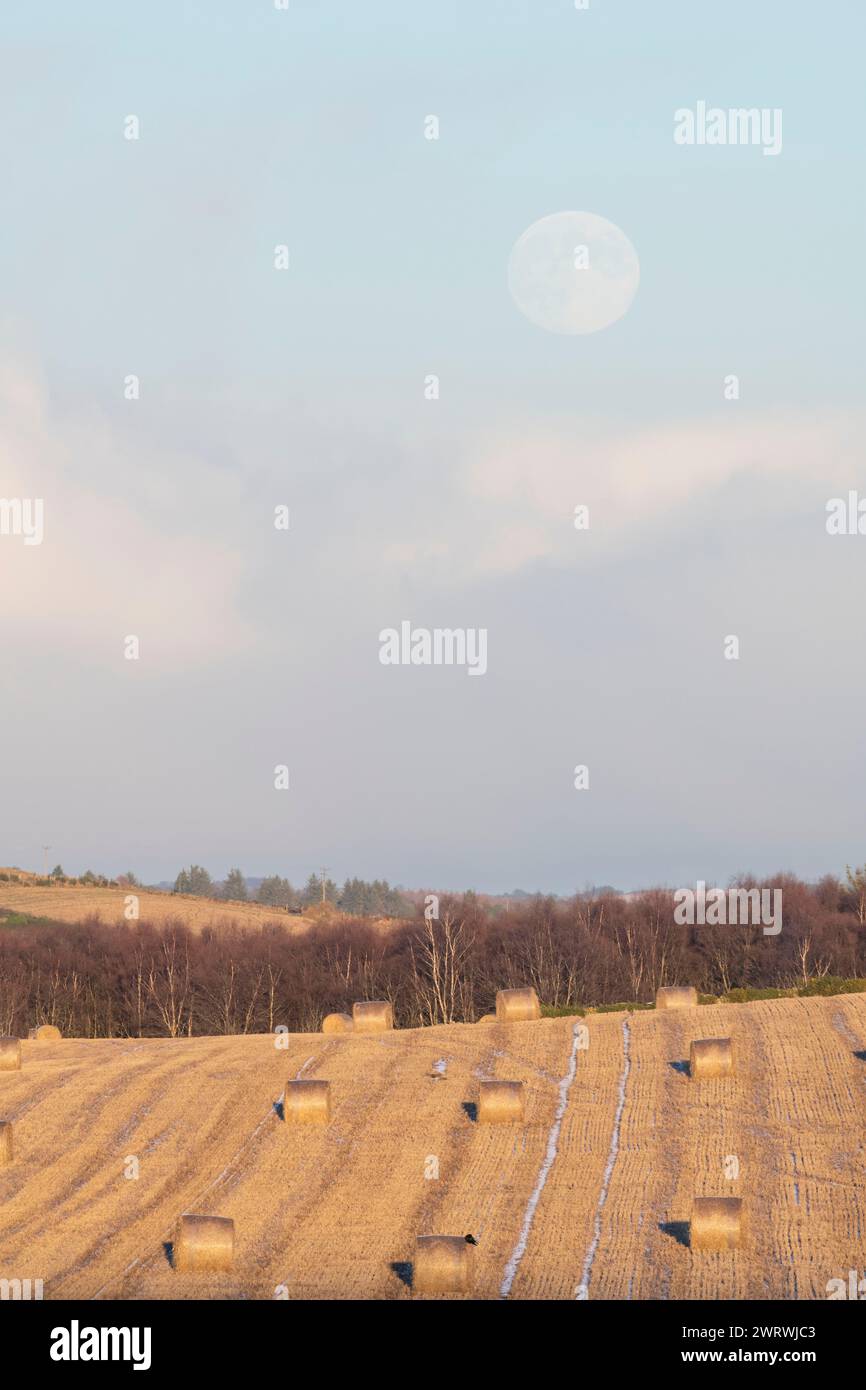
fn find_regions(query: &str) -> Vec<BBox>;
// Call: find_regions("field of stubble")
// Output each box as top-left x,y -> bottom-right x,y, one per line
0,883 -> 313,933
1,996 -> 864,1300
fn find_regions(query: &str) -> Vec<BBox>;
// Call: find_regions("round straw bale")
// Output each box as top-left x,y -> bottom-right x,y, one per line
689,1037 -> 734,1080
27,1024 -> 62,1041
655,985 -> 698,1010
322,1012 -> 353,1035
175,1214 -> 234,1273
0,1038 -> 21,1072
352,1000 -> 393,1033
478,1080 -> 525,1124
690,1197 -> 745,1251
0,1121 -> 12,1166
495,987 -> 541,1023
284,1079 -> 331,1124
414,1235 -> 473,1295
477,1013 -> 497,1025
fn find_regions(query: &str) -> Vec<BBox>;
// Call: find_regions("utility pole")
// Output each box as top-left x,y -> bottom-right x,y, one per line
319,866 -> 329,905
42,845 -> 51,876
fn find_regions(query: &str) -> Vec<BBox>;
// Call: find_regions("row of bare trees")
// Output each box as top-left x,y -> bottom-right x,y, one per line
0,873 -> 864,1038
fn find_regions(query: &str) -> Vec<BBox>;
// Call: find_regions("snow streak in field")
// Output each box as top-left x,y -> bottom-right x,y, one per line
499,1022 -> 583,1298
575,1018 -> 631,1299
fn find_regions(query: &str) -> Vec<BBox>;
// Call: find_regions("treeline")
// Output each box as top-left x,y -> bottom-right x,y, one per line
0,865 -> 410,917
172,865 -> 410,916
0,868 -> 138,888
1,873 -> 866,1038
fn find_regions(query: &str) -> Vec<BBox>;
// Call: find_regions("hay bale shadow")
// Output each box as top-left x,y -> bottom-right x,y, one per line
854,1050 -> 866,1063
461,1101 -> 478,1123
659,1220 -> 690,1248
390,1260 -> 413,1289
669,1060 -> 690,1076
163,1241 -> 175,1269
273,1099 -> 285,1121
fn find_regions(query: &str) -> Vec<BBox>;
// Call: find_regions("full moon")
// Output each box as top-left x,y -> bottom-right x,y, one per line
507,211 -> 640,335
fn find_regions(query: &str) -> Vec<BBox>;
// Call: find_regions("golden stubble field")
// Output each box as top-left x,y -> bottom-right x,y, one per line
1,996 -> 864,1300
0,883 -> 315,934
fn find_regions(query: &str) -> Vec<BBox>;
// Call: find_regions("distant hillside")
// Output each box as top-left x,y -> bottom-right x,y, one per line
0,881 -> 316,934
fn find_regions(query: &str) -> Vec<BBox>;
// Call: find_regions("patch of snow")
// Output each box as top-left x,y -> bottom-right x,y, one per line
500,1022 -> 583,1298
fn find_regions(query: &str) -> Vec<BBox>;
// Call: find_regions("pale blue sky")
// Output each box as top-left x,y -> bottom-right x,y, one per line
1,1 -> 864,891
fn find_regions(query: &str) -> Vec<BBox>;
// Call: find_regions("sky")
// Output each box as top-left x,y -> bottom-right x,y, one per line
1,1 -> 864,893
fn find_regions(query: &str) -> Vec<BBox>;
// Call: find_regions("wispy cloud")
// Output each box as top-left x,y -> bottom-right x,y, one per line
373,413 -> 865,584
